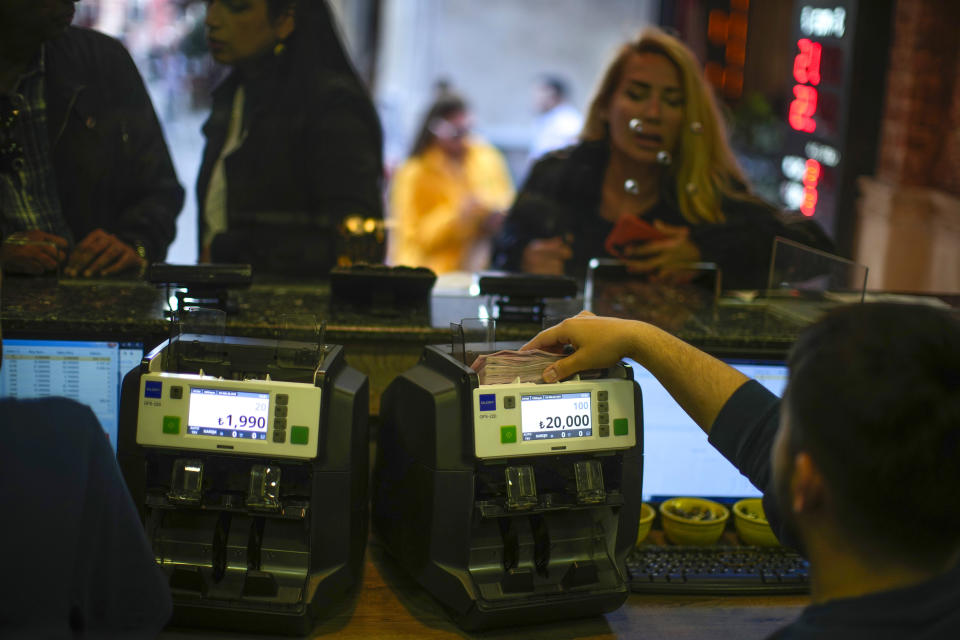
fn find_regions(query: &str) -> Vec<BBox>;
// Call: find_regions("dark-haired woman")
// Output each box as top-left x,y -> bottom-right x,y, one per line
198,0 -> 383,275
387,92 -> 513,274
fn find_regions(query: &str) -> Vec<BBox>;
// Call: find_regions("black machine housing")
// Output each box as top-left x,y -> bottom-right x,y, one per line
118,335 -> 368,635
373,344 -> 643,630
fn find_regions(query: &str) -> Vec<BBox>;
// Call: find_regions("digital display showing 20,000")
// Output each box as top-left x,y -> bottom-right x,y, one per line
520,391 -> 592,441
187,387 -> 270,440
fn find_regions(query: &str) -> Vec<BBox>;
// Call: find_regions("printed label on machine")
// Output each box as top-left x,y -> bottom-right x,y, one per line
520,391 -> 592,440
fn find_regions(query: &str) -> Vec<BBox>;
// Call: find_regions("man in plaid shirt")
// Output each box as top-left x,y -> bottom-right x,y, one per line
0,0 -> 183,277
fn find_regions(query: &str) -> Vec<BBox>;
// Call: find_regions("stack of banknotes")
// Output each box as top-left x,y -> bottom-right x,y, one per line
471,349 -> 565,385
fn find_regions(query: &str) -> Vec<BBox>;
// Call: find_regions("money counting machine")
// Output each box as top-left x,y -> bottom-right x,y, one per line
373,344 -> 643,629
118,333 -> 368,635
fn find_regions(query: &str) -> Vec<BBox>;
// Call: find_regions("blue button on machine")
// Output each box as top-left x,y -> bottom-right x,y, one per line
479,394 -> 496,411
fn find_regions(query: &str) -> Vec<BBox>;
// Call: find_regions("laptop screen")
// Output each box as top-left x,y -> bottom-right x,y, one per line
0,339 -> 144,452
624,356 -> 789,504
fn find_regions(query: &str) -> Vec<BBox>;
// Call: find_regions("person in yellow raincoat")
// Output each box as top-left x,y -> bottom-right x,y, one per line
388,92 -> 514,274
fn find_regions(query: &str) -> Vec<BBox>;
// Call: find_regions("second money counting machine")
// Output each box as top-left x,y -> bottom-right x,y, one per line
373,343 -> 643,630
118,332 -> 368,635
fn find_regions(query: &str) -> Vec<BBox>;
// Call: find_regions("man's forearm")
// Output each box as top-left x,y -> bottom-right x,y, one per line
527,313 -> 750,434
628,322 -> 750,434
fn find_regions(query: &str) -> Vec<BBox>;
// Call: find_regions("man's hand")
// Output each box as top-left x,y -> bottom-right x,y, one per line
523,309 -> 749,433
621,220 -> 701,274
66,229 -> 144,277
521,311 -> 643,382
0,230 -> 68,275
521,236 -> 573,275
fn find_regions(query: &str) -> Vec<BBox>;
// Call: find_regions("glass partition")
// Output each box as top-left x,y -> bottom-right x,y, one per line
766,236 -> 869,302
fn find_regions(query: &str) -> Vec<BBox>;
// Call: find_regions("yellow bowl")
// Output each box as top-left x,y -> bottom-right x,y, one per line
733,498 -> 780,547
659,497 -> 729,546
635,503 -> 656,547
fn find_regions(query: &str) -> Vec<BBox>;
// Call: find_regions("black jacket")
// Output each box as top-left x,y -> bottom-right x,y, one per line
45,27 -> 184,262
197,48 -> 384,276
0,398 -> 171,637
493,140 -> 833,289
711,382 -> 960,640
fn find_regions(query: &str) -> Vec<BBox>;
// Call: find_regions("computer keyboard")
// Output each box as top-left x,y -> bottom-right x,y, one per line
626,545 -> 810,595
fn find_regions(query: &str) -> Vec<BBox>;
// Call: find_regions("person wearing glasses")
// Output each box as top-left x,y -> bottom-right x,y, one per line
387,90 -> 514,274
0,0 -> 184,277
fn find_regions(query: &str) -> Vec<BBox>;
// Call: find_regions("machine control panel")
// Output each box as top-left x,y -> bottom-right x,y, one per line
472,379 -> 636,459
137,372 -> 321,459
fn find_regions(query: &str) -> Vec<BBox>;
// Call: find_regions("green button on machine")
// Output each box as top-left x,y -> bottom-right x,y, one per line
291,425 -> 309,445
500,425 -> 517,444
613,418 -> 628,436
162,415 -> 180,434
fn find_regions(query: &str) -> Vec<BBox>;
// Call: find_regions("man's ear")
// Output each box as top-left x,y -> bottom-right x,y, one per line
790,451 -> 826,515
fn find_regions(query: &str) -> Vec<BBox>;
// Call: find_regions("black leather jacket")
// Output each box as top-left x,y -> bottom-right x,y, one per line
197,46 -> 384,276
493,141 -> 833,289
45,27 -> 184,262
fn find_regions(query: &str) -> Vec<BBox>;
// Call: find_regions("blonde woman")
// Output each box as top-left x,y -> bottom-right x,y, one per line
493,28 -> 830,288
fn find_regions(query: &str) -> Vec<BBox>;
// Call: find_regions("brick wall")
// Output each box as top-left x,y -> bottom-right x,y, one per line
876,0 -> 960,195
933,44 -> 960,194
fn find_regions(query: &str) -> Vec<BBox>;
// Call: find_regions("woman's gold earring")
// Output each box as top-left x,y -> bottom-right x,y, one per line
274,41 -> 286,56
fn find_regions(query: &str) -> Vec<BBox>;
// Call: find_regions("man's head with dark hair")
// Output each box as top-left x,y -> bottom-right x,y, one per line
0,0 -> 78,59
774,303 -> 960,570
534,74 -> 569,114
541,75 -> 568,101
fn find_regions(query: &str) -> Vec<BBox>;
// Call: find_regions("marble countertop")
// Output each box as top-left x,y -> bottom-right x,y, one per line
1,275 -> 815,355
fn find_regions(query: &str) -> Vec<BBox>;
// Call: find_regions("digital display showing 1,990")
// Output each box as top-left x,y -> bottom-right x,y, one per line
187,387 -> 270,440
520,391 -> 592,441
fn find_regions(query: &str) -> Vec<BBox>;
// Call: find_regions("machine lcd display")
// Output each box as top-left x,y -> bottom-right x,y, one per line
187,387 -> 270,440
520,391 -> 592,441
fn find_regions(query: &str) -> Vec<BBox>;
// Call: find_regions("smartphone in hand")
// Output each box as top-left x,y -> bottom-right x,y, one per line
604,215 -> 669,258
